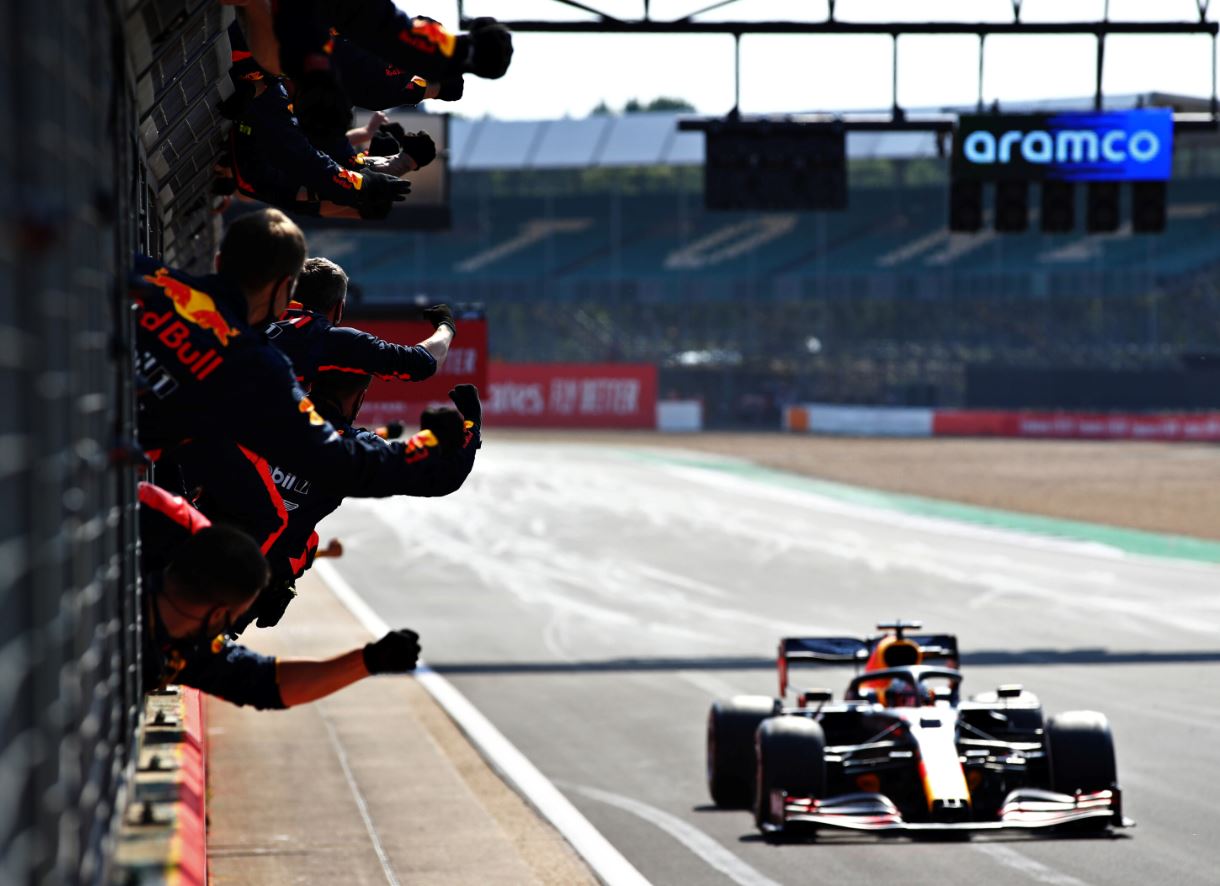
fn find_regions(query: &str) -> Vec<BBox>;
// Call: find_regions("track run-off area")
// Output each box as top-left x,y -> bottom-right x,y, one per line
316,438 -> 1220,886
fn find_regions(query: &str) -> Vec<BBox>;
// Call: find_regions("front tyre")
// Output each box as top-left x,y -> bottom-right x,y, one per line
754,716 -> 826,837
707,696 -> 777,808
1046,710 -> 1119,831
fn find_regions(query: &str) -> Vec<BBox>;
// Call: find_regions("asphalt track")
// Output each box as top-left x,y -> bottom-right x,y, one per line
318,441 -> 1220,886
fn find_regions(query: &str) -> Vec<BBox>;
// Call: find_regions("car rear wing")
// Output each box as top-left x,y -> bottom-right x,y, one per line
778,634 -> 961,697
778,637 -> 868,697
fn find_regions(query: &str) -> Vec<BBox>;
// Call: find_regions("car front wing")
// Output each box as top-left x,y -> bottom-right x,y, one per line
768,788 -> 1130,833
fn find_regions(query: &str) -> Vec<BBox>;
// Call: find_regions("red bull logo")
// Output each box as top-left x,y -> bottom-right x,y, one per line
144,268 -> 240,346
298,396 -> 327,427
400,18 -> 456,57
333,169 -> 362,191
404,429 -> 439,463
138,309 -> 223,381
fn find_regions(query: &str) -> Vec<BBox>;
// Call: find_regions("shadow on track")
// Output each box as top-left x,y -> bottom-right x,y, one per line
725,830 -> 1131,847
433,648 -> 1220,675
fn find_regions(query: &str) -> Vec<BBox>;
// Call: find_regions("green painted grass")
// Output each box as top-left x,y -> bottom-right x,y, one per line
623,448 -> 1220,565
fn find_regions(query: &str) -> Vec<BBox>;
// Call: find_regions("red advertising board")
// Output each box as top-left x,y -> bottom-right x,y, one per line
934,410 -> 1220,441
352,317 -> 488,427
486,363 -> 658,428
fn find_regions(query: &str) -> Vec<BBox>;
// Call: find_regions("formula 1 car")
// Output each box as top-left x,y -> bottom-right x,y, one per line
706,621 -> 1130,838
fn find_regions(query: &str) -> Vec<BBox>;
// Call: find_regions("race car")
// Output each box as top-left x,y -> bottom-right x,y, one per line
706,620 -> 1131,838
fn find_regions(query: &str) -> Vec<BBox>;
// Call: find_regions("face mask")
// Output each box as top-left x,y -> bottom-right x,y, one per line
158,607 -> 229,686
178,606 -> 230,657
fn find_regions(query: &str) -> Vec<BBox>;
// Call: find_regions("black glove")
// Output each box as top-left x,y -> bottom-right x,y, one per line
370,120 -> 405,157
398,131 -> 437,169
255,583 -> 298,628
369,129 -> 401,156
437,76 -> 465,102
422,303 -> 455,334
378,124 -> 436,170
419,406 -> 466,452
461,17 -> 513,79
356,171 -> 411,220
362,629 -> 421,674
293,69 -> 354,141
448,384 -> 482,429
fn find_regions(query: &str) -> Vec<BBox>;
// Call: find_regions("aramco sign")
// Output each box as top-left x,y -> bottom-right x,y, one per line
953,109 -> 1173,181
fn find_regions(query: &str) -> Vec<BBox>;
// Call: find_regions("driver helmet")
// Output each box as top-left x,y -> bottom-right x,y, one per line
885,677 -> 929,708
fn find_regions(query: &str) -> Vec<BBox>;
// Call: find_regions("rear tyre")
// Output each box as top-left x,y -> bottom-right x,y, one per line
754,716 -> 826,837
707,696 -> 777,808
1046,710 -> 1119,832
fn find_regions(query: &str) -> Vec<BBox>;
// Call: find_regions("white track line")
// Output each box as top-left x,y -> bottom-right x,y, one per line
314,559 -> 652,886
317,707 -> 401,886
972,842 -> 1092,886
567,783 -> 784,886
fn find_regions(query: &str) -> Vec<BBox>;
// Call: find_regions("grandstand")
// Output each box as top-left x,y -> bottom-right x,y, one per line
324,100 -> 1220,424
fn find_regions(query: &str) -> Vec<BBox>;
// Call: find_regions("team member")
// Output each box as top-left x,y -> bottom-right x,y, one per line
248,370 -> 379,629
222,24 -> 412,220
331,36 -> 464,114
133,208 -> 480,554
269,256 -> 452,388
232,3 -> 510,170
296,38 -> 445,176
140,482 -> 421,709
248,375 -> 480,631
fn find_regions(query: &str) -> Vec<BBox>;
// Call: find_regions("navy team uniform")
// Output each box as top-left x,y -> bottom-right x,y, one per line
331,36 -> 430,111
139,483 -> 285,709
131,255 -> 479,553
268,301 -> 437,388
225,26 -> 376,215
274,2 -> 496,85
264,401 -> 377,586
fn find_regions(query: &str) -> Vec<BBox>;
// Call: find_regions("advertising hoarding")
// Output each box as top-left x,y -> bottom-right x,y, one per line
486,363 -> 658,428
953,109 -> 1174,181
354,316 -> 487,428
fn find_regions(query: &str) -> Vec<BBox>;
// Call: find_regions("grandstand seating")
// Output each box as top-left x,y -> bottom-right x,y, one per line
331,178 -> 1220,303
308,117 -> 1220,416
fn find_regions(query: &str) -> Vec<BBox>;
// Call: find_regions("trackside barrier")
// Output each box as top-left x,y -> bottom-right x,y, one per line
783,404 -> 935,437
486,363 -> 658,428
784,406 -> 1220,441
657,399 -> 703,432
344,312 -> 489,428
933,410 -> 1220,440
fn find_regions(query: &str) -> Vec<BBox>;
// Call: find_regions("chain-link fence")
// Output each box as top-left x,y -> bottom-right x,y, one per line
0,1 -> 141,882
1,0 -> 227,881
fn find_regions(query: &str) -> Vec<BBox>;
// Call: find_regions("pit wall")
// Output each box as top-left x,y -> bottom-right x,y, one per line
784,404 -> 1220,441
